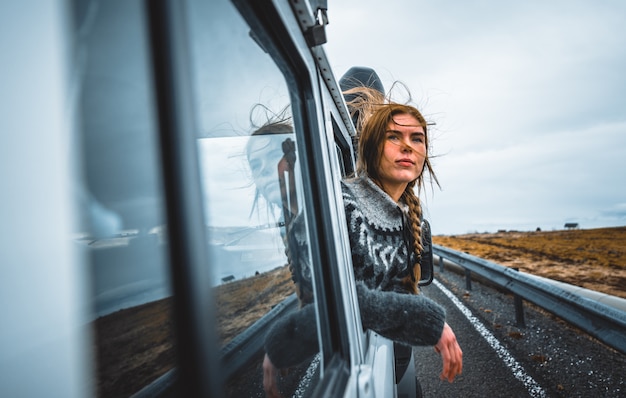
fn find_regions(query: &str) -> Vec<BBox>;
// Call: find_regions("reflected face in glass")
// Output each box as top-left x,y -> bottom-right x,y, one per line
246,134 -> 291,206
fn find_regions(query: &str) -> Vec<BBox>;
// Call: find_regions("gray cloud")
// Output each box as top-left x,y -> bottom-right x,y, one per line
325,0 -> 626,234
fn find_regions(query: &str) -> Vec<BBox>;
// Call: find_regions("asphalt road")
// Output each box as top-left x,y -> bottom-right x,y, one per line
415,269 -> 626,397
223,267 -> 625,397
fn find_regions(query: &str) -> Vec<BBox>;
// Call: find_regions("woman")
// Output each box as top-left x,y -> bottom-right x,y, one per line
246,118 -> 315,306
263,89 -> 463,397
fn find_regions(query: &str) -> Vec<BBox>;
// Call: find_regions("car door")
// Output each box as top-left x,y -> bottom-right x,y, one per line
0,0 -> 402,396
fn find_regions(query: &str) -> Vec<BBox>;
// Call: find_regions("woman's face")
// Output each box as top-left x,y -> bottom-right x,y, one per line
378,113 -> 426,200
246,135 -> 288,206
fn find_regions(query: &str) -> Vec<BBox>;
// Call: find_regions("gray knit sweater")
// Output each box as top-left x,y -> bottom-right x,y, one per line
343,176 -> 419,292
264,177 -> 446,368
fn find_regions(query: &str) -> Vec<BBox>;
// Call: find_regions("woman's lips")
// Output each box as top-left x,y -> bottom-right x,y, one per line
396,158 -> 415,167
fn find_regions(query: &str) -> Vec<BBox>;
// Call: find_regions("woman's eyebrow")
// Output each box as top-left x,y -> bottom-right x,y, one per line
386,129 -> 424,135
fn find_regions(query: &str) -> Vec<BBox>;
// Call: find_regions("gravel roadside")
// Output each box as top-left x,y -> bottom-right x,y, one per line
415,268 -> 625,397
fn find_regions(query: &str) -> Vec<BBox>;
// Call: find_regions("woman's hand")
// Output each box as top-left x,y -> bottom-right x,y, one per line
434,322 -> 463,382
263,353 -> 283,398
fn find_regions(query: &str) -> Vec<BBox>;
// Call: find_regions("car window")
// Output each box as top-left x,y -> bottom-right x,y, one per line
74,0 -> 356,395
185,0 -> 322,395
72,1 -> 174,396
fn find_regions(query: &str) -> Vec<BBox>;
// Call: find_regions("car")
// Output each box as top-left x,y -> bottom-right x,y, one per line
1,1 -> 433,396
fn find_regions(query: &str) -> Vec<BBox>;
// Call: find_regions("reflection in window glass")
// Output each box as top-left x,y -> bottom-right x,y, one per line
187,0 -> 320,396
73,0 -> 173,396
199,136 -> 288,285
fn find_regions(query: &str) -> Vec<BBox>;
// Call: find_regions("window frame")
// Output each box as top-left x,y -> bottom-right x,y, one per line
145,0 -> 371,395
144,1 -> 223,396
229,0 -> 366,394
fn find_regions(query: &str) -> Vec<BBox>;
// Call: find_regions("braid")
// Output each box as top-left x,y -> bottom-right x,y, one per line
401,186 -> 423,294
283,219 -> 314,308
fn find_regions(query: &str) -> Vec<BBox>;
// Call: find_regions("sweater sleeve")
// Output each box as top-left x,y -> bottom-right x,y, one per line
264,281 -> 446,368
263,304 -> 318,369
355,281 -> 446,346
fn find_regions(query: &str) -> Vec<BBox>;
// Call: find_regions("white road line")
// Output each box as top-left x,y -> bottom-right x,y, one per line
433,278 -> 547,398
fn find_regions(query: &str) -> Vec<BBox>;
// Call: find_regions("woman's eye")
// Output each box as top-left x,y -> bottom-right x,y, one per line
412,137 -> 424,143
387,134 -> 399,141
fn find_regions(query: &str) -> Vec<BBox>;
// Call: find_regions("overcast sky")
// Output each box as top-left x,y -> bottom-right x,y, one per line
324,0 -> 626,235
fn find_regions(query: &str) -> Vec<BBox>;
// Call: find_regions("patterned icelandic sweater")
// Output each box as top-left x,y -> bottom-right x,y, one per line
343,176 -> 419,292
264,177 -> 446,368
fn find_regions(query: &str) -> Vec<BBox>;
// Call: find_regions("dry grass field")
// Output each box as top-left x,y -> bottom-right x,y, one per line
215,265 -> 294,344
433,226 -> 626,299
94,265 -> 294,397
94,226 -> 625,396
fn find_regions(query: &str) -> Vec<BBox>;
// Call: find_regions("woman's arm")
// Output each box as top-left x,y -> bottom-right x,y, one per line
355,281 -> 446,346
264,303 -> 318,369
264,281 -> 446,368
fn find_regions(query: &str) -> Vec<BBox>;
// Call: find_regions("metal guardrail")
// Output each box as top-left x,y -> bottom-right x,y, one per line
134,244 -> 626,396
221,293 -> 299,380
433,244 -> 626,355
131,293 -> 299,397
436,256 -> 626,313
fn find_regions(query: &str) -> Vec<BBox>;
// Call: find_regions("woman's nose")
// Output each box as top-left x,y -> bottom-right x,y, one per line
400,140 -> 413,151
256,167 -> 268,179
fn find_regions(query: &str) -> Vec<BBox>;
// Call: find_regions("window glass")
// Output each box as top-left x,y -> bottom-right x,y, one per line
74,0 -> 325,395
186,0 -> 321,396
72,0 -> 173,396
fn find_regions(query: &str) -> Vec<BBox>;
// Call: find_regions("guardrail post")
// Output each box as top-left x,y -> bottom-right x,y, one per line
464,268 -> 472,291
439,255 -> 445,273
433,244 -> 626,354
512,268 -> 526,328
